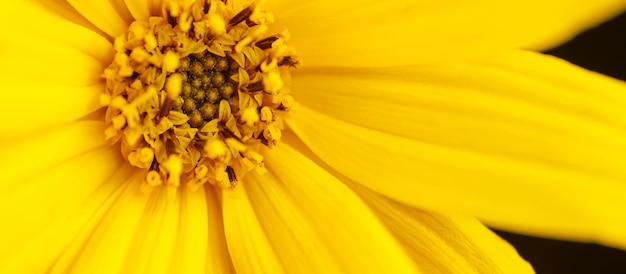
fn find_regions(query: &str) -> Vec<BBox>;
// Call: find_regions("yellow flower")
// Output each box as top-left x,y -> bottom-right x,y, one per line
1,0 -> 626,273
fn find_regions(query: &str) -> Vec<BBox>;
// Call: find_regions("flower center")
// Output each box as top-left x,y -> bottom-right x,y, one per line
101,0 -> 297,192
175,52 -> 236,128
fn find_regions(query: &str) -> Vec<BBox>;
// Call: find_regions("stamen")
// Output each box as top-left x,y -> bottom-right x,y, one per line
228,6 -> 254,27
226,166 -> 238,183
255,36 -> 279,50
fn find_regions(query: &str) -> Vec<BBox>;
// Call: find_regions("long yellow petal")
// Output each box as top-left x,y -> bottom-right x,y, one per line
287,49 -> 626,249
203,188 -> 236,274
0,146 -> 126,272
118,187 -> 182,274
290,107 -> 626,249
0,83 -> 104,136
123,0 -> 164,21
101,187 -> 228,274
0,121 -> 108,187
351,183 -> 534,274
0,1 -> 112,64
67,0 -> 132,38
266,0 -> 626,67
245,144 -> 421,273
165,188 -> 208,274
221,185 -> 285,274
0,17 -> 109,134
124,0 -> 151,21
0,46 -> 105,85
244,172 -> 343,274
0,8 -> 108,86
0,3 -> 110,135
291,52 -> 626,178
135,186 -> 235,274
46,165 -> 136,273
60,173 -> 153,273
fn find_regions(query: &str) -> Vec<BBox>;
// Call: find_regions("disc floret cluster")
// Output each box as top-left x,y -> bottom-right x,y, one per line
101,0 -> 297,193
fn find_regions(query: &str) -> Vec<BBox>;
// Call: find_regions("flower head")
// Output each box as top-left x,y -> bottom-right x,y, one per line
1,0 -> 626,273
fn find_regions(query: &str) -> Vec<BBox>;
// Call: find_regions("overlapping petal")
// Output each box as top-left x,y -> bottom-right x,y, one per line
242,144 -> 421,273
351,183 -> 534,274
53,173 -> 152,273
0,1 -> 112,62
288,49 -> 626,249
67,0 -> 133,38
0,2 -> 111,135
0,145 -> 126,272
0,121 -> 109,186
221,185 -> 286,273
125,0 -> 164,21
267,0 -> 626,67
201,188 -> 236,274
117,187 -> 183,274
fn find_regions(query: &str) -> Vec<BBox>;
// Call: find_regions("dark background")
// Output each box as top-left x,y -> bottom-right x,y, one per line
493,10 -> 626,274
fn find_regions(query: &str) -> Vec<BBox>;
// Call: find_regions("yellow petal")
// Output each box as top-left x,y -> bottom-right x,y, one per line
125,0 -> 151,21
0,27 -> 104,133
352,183 -> 534,274
0,41 -> 105,85
56,172 -> 151,273
44,165 -> 134,273
292,51 -> 626,175
120,186 -> 182,274
0,1 -> 112,64
203,188 -> 237,274
287,49 -> 626,249
38,172 -> 231,274
0,17 -> 109,134
165,189 -> 209,274
244,144 -> 421,273
0,83 -> 104,136
111,186 -> 231,274
55,173 -> 150,273
67,0 -> 132,38
124,0 -> 164,21
147,186 -> 235,274
0,145 -> 126,273
0,121 -> 108,187
221,185 -> 285,274
290,108 -> 626,249
266,0 -> 626,67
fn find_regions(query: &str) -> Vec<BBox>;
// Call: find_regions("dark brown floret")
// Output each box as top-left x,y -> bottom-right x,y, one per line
176,52 -> 238,128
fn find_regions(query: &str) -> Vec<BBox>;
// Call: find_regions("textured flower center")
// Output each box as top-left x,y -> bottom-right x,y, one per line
175,53 -> 236,128
101,0 -> 297,193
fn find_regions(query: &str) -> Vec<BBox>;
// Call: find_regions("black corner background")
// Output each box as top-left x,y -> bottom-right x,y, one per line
493,10 -> 626,274
545,10 -> 626,79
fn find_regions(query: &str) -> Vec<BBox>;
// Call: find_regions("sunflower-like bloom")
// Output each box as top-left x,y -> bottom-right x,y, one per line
1,0 -> 626,273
